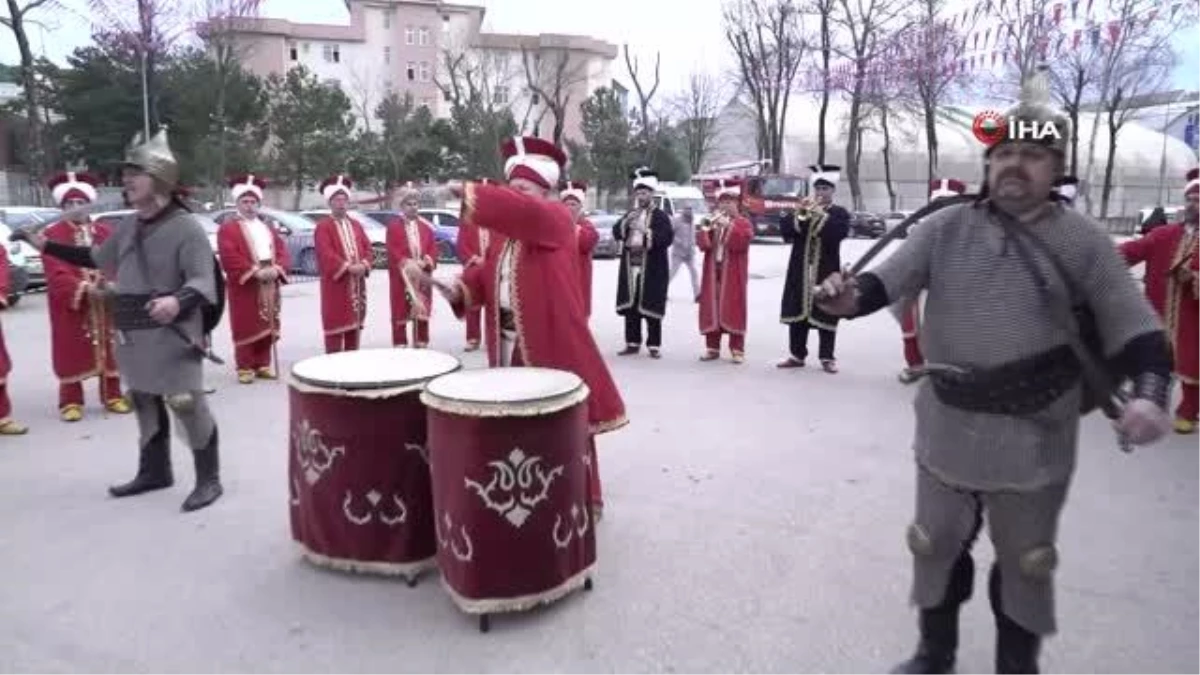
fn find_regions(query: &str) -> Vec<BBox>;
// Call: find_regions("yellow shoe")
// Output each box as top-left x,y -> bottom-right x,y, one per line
60,405 -> 84,422
0,418 -> 28,435
105,397 -> 132,414
256,368 -> 277,380
1174,418 -> 1196,434
237,370 -> 255,384
731,352 -> 745,364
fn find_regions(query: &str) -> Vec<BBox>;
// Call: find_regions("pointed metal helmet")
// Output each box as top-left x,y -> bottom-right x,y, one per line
123,126 -> 180,187
988,66 -> 1072,156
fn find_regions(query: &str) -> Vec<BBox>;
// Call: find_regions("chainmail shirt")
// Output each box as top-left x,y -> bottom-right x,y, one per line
869,202 -> 1162,490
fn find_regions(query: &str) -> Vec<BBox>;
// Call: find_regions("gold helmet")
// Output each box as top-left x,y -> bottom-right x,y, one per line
123,126 -> 179,187
987,66 -> 1071,157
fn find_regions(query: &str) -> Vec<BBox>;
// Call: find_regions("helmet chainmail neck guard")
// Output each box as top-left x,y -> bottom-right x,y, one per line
986,67 -> 1072,157
123,126 -> 180,188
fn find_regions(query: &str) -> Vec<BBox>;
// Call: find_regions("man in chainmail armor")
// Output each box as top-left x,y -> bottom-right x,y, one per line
815,70 -> 1175,673
30,129 -> 225,513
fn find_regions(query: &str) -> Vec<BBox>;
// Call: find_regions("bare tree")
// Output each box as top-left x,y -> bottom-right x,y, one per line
670,71 -> 725,173
623,45 -> 662,162
1,0 -> 59,204
797,0 -> 836,163
889,0 -> 976,184
345,62 -> 383,133
520,44 -> 588,146
832,0 -> 908,208
1047,34 -> 1102,176
986,0 -> 1057,94
722,0 -> 805,173
194,0 -> 262,198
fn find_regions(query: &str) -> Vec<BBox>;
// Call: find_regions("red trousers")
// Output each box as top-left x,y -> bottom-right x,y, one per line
465,306 -> 482,345
509,344 -> 602,507
393,320 -> 430,347
705,331 -> 745,354
324,330 -> 361,354
0,383 -> 10,419
1179,383 -> 1198,421
59,376 -> 122,409
235,336 -> 274,371
903,335 -> 924,368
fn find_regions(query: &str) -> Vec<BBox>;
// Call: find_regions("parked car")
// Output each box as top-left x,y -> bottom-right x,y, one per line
0,206 -> 60,293
298,210 -> 389,269
208,207 -> 326,276
882,210 -> 915,237
850,211 -> 886,238
363,209 -> 459,264
0,223 -> 32,305
588,214 -> 621,259
92,210 -> 221,253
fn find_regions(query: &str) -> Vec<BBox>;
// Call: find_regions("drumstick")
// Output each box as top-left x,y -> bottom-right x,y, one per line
400,260 -> 430,318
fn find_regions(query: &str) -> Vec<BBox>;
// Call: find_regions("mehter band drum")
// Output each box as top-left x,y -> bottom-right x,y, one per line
288,348 -> 461,584
421,367 -> 596,632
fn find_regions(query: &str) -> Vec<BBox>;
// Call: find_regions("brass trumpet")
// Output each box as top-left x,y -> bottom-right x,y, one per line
699,212 -> 731,232
795,196 -> 828,227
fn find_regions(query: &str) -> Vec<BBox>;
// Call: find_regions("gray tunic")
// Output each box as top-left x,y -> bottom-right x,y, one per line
92,209 -> 217,395
870,203 -> 1161,491
671,215 -> 696,261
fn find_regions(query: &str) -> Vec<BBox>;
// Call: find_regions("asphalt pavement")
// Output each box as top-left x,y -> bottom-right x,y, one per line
0,238 -> 1195,673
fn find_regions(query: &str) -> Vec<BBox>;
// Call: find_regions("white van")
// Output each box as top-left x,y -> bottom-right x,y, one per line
652,184 -> 711,218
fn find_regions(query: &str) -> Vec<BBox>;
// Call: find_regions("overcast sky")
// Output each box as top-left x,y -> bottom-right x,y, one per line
0,0 -> 1195,98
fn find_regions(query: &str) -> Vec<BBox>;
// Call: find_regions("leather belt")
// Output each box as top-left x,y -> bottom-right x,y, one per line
112,293 -> 160,331
928,345 -> 1081,416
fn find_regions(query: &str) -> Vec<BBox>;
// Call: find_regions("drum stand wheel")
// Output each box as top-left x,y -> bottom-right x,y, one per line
584,577 -> 594,591
405,575 -> 419,588
478,614 -> 491,633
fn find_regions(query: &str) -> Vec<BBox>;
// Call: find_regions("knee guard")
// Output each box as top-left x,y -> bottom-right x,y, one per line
1017,545 -> 1058,581
164,392 -> 197,413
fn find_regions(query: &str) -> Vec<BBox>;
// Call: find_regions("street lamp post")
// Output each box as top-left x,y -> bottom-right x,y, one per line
1156,96 -> 1174,207
140,46 -> 151,141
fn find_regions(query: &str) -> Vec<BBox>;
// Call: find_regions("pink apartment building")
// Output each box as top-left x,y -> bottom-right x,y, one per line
222,0 -> 618,144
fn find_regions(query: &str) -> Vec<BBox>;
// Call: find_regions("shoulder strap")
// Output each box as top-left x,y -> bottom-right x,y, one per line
990,207 -> 1125,419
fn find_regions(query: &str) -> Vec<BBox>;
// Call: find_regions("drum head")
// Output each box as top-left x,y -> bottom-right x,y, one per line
424,367 -> 583,405
291,348 -> 461,391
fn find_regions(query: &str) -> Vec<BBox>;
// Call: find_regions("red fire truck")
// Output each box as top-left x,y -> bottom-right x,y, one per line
692,159 -> 808,237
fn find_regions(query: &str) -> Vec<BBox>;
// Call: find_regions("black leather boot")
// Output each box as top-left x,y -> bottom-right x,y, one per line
990,565 -> 1042,674
109,397 -> 174,498
891,553 -> 976,674
182,427 -> 223,512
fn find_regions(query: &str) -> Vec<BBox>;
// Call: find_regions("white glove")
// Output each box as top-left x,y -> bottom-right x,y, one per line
1114,398 -> 1172,446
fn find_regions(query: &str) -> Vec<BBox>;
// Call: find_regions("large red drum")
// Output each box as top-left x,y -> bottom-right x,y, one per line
421,367 -> 596,630
288,348 -> 461,583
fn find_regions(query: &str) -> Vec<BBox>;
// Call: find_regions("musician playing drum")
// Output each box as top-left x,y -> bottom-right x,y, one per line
409,135 -> 627,521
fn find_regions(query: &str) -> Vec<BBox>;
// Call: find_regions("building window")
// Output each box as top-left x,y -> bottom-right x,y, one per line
420,97 -> 433,109
418,27 -> 430,46
418,61 -> 430,81
303,42 -> 310,53
323,43 -> 340,63
531,92 -> 540,105
384,79 -> 393,92
405,26 -> 414,45
289,45 -> 298,61
383,46 -> 391,64
383,10 -> 392,29
442,14 -> 450,31
406,62 -> 416,81
493,85 -> 509,105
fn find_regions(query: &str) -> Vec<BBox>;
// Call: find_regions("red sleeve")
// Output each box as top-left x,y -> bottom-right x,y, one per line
462,183 -> 572,250
726,218 -> 754,253
456,221 -> 479,263
0,248 -> 10,306
315,219 -> 350,281
696,226 -> 713,252
271,228 -> 291,283
217,222 -> 257,286
1118,231 -> 1157,265
44,222 -> 87,311
422,220 -> 438,270
577,220 -> 598,255
355,221 -> 374,276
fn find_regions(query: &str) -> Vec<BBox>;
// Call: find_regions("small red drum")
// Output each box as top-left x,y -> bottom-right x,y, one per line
421,367 -> 596,631
288,348 -> 461,583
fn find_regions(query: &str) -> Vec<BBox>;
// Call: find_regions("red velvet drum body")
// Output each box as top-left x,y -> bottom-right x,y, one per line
288,348 -> 461,579
421,367 -> 595,615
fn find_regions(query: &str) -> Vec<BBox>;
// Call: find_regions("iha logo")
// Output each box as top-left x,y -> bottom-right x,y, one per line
972,110 -> 1063,146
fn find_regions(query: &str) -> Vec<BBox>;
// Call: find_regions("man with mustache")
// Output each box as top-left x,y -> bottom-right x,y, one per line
815,70 -> 1174,673
1118,168 -> 1199,434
